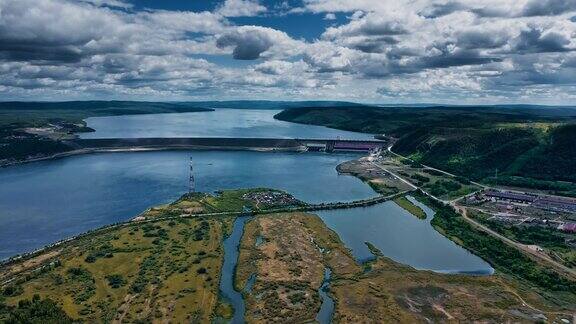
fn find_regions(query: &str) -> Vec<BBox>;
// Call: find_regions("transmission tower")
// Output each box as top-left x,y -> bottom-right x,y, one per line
189,156 -> 195,194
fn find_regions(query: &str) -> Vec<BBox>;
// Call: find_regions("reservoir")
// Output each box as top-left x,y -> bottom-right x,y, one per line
0,151 -> 374,260
81,108 -> 372,140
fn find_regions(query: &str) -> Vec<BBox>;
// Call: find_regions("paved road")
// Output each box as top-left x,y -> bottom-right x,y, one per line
453,204 -> 576,279
386,145 -> 487,188
369,161 -> 418,190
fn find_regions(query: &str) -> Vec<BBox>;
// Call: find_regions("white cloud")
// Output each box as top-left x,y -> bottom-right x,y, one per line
216,26 -> 305,60
78,0 -> 133,9
216,0 -> 267,17
324,13 -> 336,20
0,0 -> 575,103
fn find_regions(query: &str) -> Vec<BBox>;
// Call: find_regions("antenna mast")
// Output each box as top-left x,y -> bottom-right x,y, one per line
189,156 -> 195,194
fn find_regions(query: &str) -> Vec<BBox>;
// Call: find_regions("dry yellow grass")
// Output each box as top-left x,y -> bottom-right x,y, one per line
2,217 -> 232,323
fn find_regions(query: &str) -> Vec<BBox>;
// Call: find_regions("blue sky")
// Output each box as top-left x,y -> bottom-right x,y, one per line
0,0 -> 576,104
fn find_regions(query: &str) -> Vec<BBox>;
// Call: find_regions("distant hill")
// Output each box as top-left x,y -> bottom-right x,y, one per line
0,101 -> 215,127
0,100 -> 368,111
177,100 -> 368,110
275,105 -> 576,194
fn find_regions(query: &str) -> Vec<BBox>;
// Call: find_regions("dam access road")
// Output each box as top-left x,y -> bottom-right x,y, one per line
0,137 -> 388,167
66,137 -> 388,152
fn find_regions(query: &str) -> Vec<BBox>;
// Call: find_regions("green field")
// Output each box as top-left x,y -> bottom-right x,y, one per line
0,216 -> 231,322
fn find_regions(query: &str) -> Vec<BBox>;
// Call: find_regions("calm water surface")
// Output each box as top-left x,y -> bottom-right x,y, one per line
316,268 -> 335,324
316,197 -> 493,274
1,109 -> 492,276
0,151 -> 374,260
219,216 -> 251,324
81,109 -> 372,140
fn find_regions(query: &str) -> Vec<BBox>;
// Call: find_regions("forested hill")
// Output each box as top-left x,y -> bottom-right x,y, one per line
0,101 -> 214,127
275,106 -> 576,194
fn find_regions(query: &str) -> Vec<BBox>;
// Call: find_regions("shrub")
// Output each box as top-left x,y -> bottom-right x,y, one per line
105,274 -> 126,289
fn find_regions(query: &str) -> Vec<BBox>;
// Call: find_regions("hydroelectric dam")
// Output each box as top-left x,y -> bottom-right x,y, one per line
64,137 -> 389,153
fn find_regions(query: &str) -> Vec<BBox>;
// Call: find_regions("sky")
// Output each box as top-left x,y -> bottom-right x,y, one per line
0,0 -> 576,104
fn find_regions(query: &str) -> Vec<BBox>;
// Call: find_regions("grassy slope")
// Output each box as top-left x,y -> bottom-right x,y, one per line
275,106 -> 576,188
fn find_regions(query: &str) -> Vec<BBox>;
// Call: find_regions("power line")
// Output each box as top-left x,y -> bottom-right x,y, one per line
189,156 -> 195,194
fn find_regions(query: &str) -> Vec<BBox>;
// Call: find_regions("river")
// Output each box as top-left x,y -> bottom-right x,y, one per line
0,108 -> 495,323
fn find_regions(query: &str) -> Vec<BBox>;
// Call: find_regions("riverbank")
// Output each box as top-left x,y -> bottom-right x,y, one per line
0,145 -> 305,168
233,212 -> 574,322
0,187 -> 396,280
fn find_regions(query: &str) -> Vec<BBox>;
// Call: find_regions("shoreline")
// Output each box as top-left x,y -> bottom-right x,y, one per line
0,189 -> 406,282
0,145 -> 307,168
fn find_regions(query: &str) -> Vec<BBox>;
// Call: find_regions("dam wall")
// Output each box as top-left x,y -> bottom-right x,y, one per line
68,137 -> 388,152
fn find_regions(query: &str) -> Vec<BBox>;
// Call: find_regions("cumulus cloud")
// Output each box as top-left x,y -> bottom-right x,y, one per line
508,27 -> 573,53
521,0 -> 576,17
0,0 -> 576,103
323,15 -> 408,38
216,26 -> 304,60
324,13 -> 336,20
217,0 -> 267,17
78,0 -> 132,9
419,2 -> 467,18
0,0 -> 124,62
217,30 -> 274,60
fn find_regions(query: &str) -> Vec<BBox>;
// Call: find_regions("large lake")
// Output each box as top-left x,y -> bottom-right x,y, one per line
0,151 -> 374,260
81,109 -> 372,140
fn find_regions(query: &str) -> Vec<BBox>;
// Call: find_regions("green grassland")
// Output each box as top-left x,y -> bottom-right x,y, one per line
0,188 -> 276,323
393,196 -> 427,219
275,106 -> 576,195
